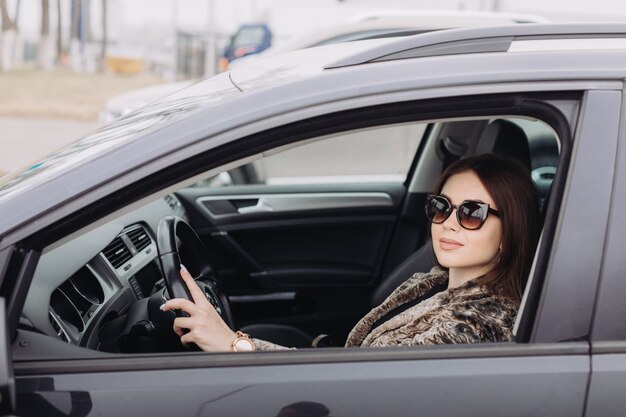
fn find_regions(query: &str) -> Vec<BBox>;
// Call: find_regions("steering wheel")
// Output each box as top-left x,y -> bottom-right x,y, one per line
154,216 -> 234,330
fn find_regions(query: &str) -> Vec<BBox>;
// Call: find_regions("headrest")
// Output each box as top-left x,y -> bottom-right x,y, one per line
475,120 -> 531,171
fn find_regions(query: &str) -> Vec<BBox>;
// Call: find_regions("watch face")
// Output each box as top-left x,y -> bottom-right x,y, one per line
234,338 -> 255,351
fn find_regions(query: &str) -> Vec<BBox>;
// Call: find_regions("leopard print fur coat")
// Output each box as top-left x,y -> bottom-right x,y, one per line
345,267 -> 518,347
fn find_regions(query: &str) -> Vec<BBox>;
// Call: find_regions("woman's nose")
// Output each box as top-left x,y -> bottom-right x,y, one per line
442,207 -> 459,230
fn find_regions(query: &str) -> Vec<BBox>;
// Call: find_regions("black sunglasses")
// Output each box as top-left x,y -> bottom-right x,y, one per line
425,194 -> 500,230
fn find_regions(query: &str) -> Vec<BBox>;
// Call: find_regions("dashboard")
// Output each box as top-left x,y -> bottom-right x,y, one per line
21,194 -> 188,353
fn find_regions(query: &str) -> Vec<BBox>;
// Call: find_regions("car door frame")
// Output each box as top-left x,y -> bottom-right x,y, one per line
584,87 -> 626,416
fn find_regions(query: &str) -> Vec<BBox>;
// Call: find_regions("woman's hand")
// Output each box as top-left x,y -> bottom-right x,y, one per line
160,265 -> 237,351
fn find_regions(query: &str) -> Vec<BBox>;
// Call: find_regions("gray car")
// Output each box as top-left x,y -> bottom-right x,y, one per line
1,23 -> 625,416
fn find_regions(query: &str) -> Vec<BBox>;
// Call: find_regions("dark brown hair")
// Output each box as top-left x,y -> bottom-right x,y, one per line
431,153 -> 540,302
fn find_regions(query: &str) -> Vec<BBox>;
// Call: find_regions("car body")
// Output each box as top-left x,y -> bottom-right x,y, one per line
2,23 -> 626,416
99,11 -> 547,123
98,79 -> 196,124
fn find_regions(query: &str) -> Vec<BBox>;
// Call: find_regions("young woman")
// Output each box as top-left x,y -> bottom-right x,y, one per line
161,154 -> 540,351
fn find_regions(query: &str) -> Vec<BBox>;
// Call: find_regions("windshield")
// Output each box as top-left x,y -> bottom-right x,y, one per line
0,73 -> 240,201
233,26 -> 268,48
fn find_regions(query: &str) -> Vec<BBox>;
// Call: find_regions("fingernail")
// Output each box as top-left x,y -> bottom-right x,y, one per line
159,303 -> 167,311
180,264 -> 189,274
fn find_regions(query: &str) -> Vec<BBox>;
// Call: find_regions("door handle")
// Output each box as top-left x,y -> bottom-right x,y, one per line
236,198 -> 274,214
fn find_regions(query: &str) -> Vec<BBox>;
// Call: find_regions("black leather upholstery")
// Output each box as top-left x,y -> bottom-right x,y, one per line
370,240 -> 437,307
475,119 -> 531,171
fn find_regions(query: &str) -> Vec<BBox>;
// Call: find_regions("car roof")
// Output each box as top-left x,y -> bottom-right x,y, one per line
326,22 -> 626,68
347,10 -> 549,24
228,23 -> 626,92
2,23 -> 626,244
278,13 -> 541,50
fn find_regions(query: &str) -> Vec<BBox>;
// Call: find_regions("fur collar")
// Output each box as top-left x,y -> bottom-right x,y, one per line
345,267 -> 518,347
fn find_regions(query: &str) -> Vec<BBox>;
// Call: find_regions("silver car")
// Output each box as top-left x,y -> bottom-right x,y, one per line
2,23 -> 625,416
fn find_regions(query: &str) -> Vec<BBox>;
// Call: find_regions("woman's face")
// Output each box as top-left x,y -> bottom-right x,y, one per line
431,170 -> 502,283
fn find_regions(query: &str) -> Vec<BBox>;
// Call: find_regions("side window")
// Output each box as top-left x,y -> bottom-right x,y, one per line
200,123 -> 427,187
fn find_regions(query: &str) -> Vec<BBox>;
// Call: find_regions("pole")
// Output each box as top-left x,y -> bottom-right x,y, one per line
205,0 -> 215,76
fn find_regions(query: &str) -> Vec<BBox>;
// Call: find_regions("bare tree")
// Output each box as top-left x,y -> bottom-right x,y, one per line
41,1 -> 49,37
83,0 -> 95,72
0,0 -> 13,29
38,0 -> 54,69
56,0 -> 62,63
100,0 -> 107,71
0,0 -> 20,71
69,0 -> 81,71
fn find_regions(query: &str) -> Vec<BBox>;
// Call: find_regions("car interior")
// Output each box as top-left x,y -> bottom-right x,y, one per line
13,107 -> 563,359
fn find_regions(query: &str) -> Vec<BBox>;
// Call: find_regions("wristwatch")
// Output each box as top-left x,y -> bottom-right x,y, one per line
231,331 -> 256,352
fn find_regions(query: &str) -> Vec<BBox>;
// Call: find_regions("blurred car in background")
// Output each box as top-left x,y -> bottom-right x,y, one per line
218,23 -> 273,71
99,10 -> 547,123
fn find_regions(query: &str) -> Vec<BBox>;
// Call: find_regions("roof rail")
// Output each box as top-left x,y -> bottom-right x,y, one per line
325,23 -> 626,69
348,10 -> 550,24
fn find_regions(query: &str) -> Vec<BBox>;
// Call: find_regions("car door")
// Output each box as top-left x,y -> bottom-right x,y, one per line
6,88 -> 613,417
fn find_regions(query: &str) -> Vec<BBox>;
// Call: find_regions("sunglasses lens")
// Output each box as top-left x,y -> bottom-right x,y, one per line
426,195 -> 451,223
457,202 -> 487,230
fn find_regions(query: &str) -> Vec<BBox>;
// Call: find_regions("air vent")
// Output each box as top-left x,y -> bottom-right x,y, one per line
127,227 -> 151,252
102,236 -> 132,269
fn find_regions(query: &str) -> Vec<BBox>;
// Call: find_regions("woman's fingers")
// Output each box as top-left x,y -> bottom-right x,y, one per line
179,265 -> 212,306
161,297 -> 201,316
173,316 -> 195,331
180,331 -> 198,347
173,325 -> 186,338
160,265 -> 237,351
175,317 -> 234,351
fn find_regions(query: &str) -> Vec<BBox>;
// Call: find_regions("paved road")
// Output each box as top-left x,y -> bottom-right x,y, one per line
0,117 -> 102,175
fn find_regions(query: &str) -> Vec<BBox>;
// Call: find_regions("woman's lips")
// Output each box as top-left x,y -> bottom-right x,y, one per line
439,238 -> 463,250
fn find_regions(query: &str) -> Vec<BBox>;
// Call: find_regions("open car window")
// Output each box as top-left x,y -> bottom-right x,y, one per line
15,104 -> 566,361
248,123 -> 426,186
196,122 -> 427,188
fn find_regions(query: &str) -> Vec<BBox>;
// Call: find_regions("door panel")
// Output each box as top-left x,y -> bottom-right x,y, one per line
176,183 -> 412,340
197,192 -> 395,220
15,345 -> 589,417
586,347 -> 626,417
